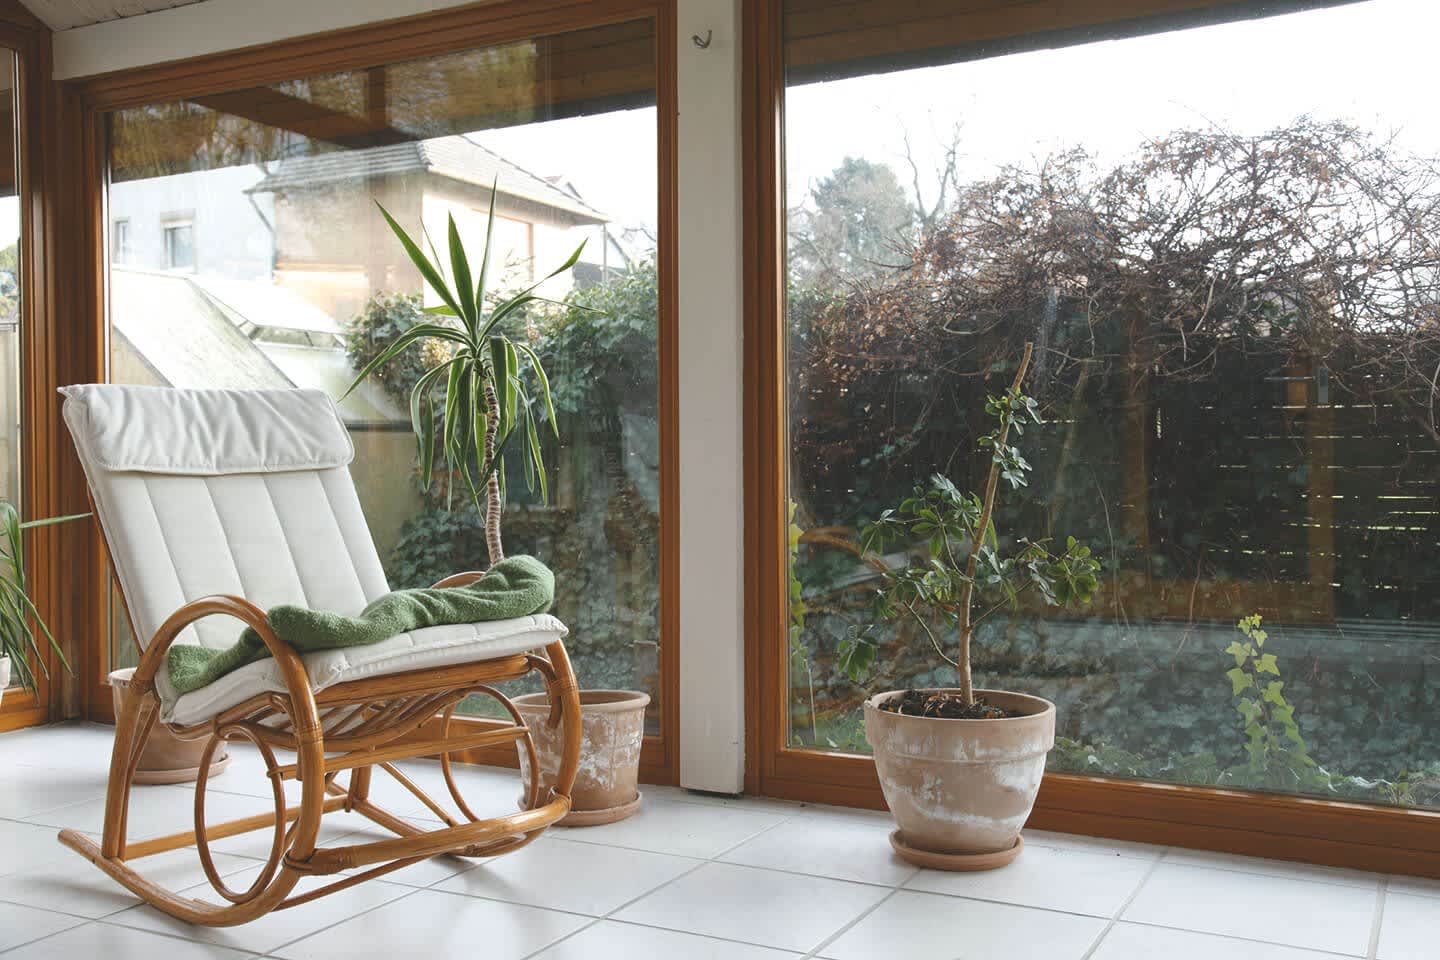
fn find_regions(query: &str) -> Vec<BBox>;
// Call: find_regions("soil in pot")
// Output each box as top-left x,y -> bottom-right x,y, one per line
513,689 -> 649,826
879,688 -> 1020,720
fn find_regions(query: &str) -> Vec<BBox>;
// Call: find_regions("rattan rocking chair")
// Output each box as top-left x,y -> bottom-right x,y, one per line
55,384 -> 581,926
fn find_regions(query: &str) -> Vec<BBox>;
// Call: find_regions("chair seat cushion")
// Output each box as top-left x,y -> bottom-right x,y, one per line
163,614 -> 568,726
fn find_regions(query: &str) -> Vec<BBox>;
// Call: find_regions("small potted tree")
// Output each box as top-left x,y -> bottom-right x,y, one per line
348,189 -> 650,825
0,502 -> 85,705
838,342 -> 1100,870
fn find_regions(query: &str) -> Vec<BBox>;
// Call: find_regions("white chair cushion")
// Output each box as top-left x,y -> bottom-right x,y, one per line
59,384 -> 354,475
165,613 -> 569,726
60,384 -> 570,722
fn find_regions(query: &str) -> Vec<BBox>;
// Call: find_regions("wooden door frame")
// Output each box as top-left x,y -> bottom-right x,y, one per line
62,0 -> 681,785
741,0 -> 1440,877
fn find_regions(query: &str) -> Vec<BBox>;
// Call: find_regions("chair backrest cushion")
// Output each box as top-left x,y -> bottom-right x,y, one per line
61,385 -> 392,666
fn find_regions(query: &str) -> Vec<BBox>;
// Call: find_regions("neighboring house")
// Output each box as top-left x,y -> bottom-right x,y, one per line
247,135 -> 632,321
104,137 -> 631,556
109,165 -> 276,282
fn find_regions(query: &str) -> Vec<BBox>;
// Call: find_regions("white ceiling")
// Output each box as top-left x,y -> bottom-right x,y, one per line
22,0 -> 208,32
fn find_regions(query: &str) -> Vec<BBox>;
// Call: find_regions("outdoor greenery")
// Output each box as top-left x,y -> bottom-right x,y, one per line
0,503 -> 86,693
837,344 -> 1101,709
783,118 -> 1440,806
345,117 -> 1440,802
343,195 -> 581,567
366,260 -> 662,704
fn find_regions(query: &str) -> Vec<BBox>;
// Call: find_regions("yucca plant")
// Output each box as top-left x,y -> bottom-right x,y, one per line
0,502 -> 87,693
344,185 -> 583,566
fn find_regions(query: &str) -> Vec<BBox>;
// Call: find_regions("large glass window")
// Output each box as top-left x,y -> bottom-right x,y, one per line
104,23 -> 666,732
0,52 -> 17,519
783,0 -> 1440,808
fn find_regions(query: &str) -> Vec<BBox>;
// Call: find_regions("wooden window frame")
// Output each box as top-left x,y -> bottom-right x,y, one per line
0,2 -> 89,733
59,0 -> 681,786
741,0 -> 1440,878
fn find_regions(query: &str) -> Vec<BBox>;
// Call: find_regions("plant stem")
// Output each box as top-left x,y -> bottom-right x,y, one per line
482,380 -> 505,566
955,341 -> 1033,705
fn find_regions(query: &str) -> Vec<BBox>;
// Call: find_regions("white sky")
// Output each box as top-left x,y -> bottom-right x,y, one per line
786,0 -> 1440,208
472,0 -> 1439,235
0,197 -> 17,251
475,108 -> 659,245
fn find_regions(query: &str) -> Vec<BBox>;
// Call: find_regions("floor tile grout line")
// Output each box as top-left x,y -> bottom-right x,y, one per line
512,856 -> 716,960
1109,917 -> 1371,959
108,878 -> 433,958
800,886 -> 902,960
0,924 -> 85,957
1366,877 -> 1387,960
277,795 -> 794,959
513,803 -> 814,958
1158,854 -> 1387,891
1076,845 -> 1170,960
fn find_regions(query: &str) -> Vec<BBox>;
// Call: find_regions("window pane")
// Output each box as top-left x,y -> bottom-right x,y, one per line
162,223 -> 194,270
783,0 -> 1440,807
104,22 -> 663,730
0,52 -> 18,691
0,51 -> 16,518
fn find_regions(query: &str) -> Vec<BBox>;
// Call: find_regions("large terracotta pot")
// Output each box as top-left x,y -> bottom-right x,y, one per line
864,688 -> 1055,871
513,689 -> 649,826
110,668 -> 229,784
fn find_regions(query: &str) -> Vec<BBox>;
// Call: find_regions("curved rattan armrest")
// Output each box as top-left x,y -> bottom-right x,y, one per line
431,571 -> 486,588
127,595 -> 323,741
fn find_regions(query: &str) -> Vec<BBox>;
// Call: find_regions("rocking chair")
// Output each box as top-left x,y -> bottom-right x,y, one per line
56,384 -> 581,926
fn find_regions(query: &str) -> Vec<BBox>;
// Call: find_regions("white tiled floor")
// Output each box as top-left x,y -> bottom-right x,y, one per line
1,723 -> 1436,959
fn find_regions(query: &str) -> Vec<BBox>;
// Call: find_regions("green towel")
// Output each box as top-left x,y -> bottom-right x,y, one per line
166,555 -> 555,696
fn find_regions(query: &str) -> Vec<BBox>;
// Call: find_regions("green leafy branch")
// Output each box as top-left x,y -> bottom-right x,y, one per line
343,180 -> 585,566
837,343 -> 1100,703
1223,614 -> 1319,787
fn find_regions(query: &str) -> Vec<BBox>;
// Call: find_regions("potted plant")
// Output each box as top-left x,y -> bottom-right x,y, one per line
0,501 -> 86,704
346,188 -> 650,825
837,342 -> 1100,870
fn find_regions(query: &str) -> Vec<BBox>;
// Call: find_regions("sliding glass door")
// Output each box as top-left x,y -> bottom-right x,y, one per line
769,0 -> 1440,814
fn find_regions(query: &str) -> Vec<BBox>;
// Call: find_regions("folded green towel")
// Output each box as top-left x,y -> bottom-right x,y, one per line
166,555 -> 555,696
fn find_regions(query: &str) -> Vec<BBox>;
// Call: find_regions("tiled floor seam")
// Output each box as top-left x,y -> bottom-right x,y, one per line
512,822 -> 770,960
100,879 -> 432,958
798,886 -> 901,960
1366,877 -> 1387,960
508,863 -> 711,960
1077,846 -> 1169,960
1112,918 -> 1371,958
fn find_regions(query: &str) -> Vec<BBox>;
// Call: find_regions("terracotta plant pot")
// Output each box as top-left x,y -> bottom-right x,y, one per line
513,689 -> 649,826
110,668 -> 229,784
864,688 -> 1055,871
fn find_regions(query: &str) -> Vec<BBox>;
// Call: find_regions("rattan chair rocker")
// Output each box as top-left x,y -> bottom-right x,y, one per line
55,384 -> 581,926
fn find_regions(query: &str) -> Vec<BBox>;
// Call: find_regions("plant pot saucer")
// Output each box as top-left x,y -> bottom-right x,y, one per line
889,830 -> 1023,871
517,791 -> 644,827
558,791 -> 643,827
133,753 -> 231,786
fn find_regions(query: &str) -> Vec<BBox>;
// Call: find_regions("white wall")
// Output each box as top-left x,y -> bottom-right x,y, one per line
676,0 -> 745,793
108,166 -> 274,280
58,0 -> 750,793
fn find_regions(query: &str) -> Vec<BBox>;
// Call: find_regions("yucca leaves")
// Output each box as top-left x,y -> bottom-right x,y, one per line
0,502 -> 86,693
342,182 -> 584,557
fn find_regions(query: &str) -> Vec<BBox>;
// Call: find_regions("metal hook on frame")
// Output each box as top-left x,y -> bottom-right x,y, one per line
692,29 -> 712,49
